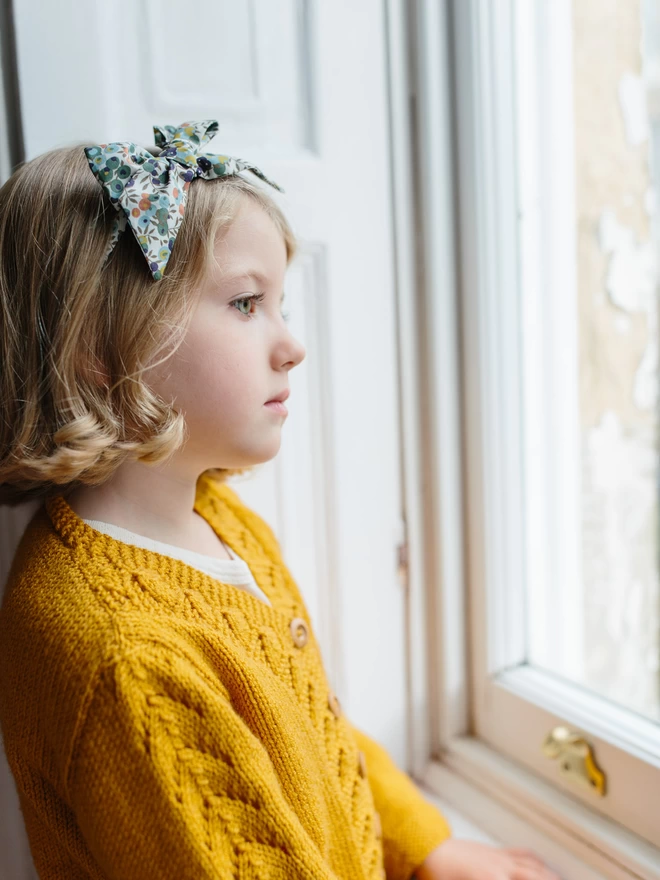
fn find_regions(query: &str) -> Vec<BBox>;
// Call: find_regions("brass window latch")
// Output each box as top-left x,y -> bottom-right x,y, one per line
542,725 -> 607,797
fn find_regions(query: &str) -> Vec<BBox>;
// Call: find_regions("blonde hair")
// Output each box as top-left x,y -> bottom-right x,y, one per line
0,142 -> 298,507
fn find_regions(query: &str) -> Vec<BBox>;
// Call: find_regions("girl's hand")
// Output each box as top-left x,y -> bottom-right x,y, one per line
415,839 -> 562,880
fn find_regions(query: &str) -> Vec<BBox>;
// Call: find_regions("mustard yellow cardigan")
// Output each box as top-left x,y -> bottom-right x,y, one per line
0,473 -> 451,879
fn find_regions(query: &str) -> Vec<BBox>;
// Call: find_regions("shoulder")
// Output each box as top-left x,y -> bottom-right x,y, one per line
0,510 -> 118,794
0,503 -> 116,675
0,504 -> 183,773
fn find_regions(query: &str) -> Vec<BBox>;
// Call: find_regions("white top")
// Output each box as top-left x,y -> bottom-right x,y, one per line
81,517 -> 273,608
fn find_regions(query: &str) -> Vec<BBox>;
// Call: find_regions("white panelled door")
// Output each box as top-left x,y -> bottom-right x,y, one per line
0,2 -> 407,878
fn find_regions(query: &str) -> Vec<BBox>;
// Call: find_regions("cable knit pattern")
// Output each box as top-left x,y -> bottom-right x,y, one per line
0,472 -> 452,879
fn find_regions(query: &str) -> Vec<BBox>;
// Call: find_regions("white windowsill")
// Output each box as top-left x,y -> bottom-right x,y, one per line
414,743 -> 660,880
416,775 -> 607,880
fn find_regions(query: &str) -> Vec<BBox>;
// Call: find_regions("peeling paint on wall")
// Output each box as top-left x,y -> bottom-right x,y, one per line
598,208 -> 656,314
573,0 -> 660,722
597,207 -> 658,409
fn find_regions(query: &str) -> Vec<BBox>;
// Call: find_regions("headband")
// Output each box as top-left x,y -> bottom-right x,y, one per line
84,119 -> 284,281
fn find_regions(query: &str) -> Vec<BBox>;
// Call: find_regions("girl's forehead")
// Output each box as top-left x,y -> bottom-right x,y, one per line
212,219 -> 287,277
224,202 -> 280,239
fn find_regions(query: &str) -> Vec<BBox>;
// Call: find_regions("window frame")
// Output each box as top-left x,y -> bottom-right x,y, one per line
387,0 -> 660,875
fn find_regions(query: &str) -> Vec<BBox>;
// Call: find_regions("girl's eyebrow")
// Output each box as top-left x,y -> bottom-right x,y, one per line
223,269 -> 269,285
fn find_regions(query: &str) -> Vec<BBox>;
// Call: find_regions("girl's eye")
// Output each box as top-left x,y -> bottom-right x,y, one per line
231,293 -> 264,318
231,292 -> 291,322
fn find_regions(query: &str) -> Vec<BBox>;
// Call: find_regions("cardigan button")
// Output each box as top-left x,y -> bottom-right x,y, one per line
374,810 -> 382,838
357,750 -> 367,778
289,616 -> 309,648
328,691 -> 342,718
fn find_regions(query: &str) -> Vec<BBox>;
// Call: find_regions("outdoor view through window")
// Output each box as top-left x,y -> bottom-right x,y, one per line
522,0 -> 660,724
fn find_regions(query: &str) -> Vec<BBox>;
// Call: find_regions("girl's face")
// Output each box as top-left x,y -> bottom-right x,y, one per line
144,197 -> 306,475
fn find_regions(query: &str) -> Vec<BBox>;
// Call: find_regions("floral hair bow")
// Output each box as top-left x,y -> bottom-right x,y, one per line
84,119 -> 284,281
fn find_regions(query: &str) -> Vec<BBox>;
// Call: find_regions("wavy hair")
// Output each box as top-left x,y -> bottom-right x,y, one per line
0,143 -> 297,507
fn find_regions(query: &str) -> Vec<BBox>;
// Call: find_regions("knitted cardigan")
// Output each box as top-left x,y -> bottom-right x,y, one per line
0,472 -> 452,879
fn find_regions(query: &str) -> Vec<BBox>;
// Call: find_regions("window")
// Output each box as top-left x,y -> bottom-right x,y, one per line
400,0 -> 660,871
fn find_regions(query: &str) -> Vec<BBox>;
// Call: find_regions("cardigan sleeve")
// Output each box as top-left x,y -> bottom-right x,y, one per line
64,640 -> 334,880
347,720 -> 452,880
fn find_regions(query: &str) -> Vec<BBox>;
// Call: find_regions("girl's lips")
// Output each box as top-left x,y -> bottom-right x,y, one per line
264,400 -> 288,415
265,389 -> 290,404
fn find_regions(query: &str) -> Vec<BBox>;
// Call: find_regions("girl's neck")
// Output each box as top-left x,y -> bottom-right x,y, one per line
66,486 -> 234,561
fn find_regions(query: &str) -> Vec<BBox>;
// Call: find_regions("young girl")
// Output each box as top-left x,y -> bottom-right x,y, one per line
0,120 -> 559,880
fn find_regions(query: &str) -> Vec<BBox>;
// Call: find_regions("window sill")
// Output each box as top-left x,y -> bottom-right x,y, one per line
413,737 -> 660,880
